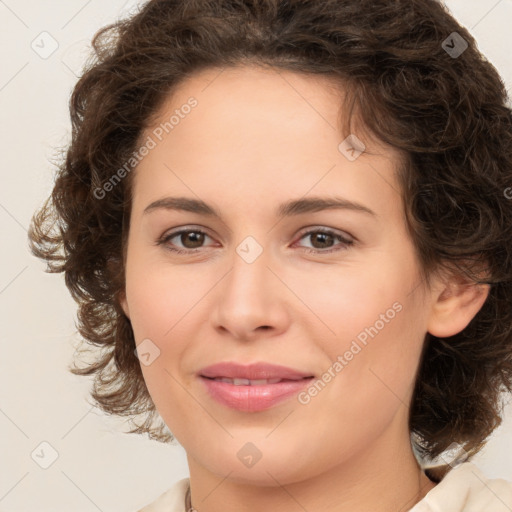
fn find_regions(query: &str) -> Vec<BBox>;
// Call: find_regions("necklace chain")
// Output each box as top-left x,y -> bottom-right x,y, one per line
185,483 -> 193,511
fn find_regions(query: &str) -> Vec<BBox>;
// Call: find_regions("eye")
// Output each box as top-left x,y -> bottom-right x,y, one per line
293,227 -> 354,254
156,227 -> 215,254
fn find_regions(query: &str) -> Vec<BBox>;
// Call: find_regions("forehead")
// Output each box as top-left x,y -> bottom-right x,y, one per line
146,64 -> 391,153
133,64 -> 405,222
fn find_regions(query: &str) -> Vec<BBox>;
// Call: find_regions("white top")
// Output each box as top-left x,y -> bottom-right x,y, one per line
137,462 -> 512,512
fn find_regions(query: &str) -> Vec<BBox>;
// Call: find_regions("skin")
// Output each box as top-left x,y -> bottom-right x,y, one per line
120,65 -> 490,512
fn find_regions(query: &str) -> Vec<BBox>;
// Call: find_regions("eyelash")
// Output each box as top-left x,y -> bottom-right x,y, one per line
156,227 -> 354,255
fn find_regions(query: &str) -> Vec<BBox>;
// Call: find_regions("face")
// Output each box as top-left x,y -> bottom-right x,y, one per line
121,65 -> 437,485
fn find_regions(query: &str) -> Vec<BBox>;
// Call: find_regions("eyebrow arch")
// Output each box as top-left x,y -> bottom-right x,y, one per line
143,195 -> 377,219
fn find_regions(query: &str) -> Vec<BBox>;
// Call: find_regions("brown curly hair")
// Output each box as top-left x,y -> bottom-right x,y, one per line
28,0 -> 512,478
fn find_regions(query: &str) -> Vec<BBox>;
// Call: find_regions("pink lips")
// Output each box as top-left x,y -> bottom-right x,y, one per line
199,362 -> 314,412
200,361 -> 313,381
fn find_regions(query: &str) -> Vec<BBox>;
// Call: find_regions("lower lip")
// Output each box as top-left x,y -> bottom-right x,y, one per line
199,376 -> 313,412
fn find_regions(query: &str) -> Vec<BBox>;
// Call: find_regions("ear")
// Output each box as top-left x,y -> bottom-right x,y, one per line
427,271 -> 490,338
118,290 -> 130,319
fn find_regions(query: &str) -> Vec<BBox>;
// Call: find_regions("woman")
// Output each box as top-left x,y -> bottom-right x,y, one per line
29,0 -> 512,510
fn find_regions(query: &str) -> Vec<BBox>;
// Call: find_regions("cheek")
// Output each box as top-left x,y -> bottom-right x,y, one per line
124,249 -> 210,341
302,249 -> 425,407
291,255 -> 412,347
291,296 -> 425,475
123,254 -> 217,406
123,256 -> 202,431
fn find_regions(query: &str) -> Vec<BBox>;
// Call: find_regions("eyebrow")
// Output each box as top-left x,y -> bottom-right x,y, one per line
143,195 -> 376,219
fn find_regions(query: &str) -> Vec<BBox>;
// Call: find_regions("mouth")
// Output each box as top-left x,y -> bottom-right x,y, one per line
197,361 -> 315,411
199,361 -> 315,381
198,374 -> 315,412
201,376 -> 314,385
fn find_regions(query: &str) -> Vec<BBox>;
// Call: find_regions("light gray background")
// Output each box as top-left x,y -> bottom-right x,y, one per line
0,1 -> 511,511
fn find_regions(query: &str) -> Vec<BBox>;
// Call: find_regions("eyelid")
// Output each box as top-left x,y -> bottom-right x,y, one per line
294,225 -> 355,243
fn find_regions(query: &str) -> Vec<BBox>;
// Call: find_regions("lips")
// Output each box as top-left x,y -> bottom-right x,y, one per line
198,362 -> 314,412
199,361 -> 314,381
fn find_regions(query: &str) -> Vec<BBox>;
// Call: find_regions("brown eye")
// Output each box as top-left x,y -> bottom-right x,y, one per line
158,228 -> 214,254
295,228 -> 354,254
309,232 -> 335,249
178,231 -> 205,249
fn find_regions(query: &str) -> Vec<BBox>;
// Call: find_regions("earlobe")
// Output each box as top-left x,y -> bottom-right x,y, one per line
427,278 -> 490,338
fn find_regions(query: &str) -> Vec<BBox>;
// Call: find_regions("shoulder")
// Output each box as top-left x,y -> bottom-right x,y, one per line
410,462 -> 512,512
136,477 -> 190,512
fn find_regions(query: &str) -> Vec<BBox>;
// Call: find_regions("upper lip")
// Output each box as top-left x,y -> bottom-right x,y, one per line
199,362 -> 314,380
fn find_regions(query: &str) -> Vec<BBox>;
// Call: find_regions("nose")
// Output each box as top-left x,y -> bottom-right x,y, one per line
211,241 -> 290,342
